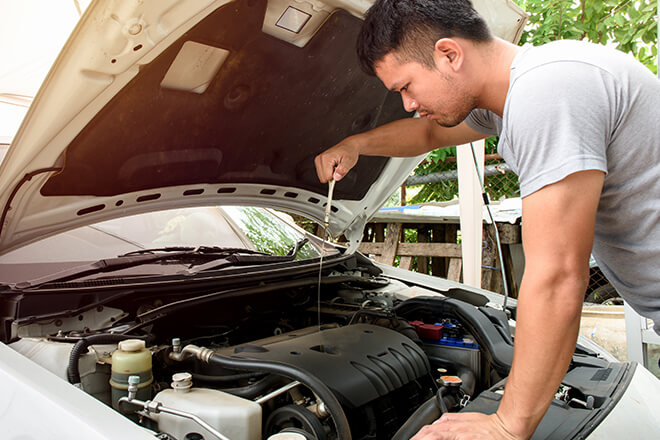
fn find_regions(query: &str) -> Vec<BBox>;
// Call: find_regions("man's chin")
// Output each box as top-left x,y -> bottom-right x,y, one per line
433,118 -> 461,128
431,111 -> 472,128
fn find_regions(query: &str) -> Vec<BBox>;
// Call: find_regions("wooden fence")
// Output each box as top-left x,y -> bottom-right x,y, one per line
357,213 -> 523,298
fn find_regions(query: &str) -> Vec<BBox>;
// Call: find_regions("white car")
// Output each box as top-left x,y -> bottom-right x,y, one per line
0,1 -> 658,439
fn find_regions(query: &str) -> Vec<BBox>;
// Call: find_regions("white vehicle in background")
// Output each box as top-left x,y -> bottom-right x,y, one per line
0,1 -> 658,439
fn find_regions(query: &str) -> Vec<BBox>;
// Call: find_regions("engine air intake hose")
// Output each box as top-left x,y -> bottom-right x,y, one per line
192,371 -> 266,384
67,333 -> 143,384
205,352 -> 352,440
391,387 -> 454,440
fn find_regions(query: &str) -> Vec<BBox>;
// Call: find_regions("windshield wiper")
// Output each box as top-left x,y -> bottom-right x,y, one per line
15,242 -> 309,289
119,246 -> 271,257
15,251 -> 196,289
178,239 -> 310,275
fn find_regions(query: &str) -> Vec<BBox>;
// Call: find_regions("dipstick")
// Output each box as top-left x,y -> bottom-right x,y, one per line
324,179 -> 336,227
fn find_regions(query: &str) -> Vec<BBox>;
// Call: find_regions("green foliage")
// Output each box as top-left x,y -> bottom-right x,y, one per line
407,1 -> 657,204
518,0 -> 658,73
408,137 -> 505,204
408,157 -> 459,204
427,146 -> 457,163
225,207 -> 319,259
483,167 -> 520,200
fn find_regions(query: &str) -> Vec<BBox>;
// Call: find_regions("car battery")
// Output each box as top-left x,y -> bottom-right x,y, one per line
410,320 -> 481,379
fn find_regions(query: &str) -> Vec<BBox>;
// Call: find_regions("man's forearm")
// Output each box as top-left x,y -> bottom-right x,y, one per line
348,118 -> 440,157
351,118 -> 484,157
315,117 -> 485,182
497,274 -> 586,438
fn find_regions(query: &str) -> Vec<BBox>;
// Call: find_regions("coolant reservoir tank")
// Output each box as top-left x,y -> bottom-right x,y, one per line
268,429 -> 315,439
153,373 -> 262,440
109,339 -> 152,410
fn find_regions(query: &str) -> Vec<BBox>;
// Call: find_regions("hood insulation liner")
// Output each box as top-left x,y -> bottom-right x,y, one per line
41,0 -> 411,201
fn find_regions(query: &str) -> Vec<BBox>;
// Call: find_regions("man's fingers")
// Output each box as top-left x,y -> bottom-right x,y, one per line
436,413 -> 462,423
315,153 -> 347,183
315,137 -> 361,183
411,423 -> 455,440
333,164 -> 347,181
314,154 -> 333,183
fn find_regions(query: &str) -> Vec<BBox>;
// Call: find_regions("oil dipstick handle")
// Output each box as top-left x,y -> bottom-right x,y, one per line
324,179 -> 336,227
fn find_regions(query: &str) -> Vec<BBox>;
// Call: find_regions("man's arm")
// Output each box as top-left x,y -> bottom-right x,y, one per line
412,169 -> 605,440
498,169 -> 604,436
314,118 -> 485,182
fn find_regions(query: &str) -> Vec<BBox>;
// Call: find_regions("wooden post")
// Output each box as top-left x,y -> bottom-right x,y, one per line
375,222 -> 402,265
481,224 -> 497,291
431,225 -> 445,277
480,223 -> 518,296
447,258 -> 462,282
417,226 -> 429,274
445,224 -> 459,277
496,222 -> 521,298
501,244 -> 519,299
399,256 -> 413,270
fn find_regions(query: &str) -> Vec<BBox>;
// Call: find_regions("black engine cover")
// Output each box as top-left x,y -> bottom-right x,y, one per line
230,324 -> 430,409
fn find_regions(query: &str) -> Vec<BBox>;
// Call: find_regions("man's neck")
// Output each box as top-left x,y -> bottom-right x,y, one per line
472,38 -> 520,117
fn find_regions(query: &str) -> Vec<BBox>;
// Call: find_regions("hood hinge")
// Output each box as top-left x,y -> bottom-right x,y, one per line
342,214 -> 367,254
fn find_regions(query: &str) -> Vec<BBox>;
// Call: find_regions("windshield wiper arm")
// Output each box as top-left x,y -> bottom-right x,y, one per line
179,239 -> 310,276
15,246 -> 273,289
286,238 -> 309,258
15,252 -> 193,289
119,246 -> 270,257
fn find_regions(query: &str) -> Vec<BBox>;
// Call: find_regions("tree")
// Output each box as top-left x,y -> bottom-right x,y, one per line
519,0 -> 657,73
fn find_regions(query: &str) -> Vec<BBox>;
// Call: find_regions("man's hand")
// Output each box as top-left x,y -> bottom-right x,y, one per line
314,136 -> 361,183
411,413 -> 522,440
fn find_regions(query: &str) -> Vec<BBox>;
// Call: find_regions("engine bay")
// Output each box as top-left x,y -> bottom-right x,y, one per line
6,265 -> 627,440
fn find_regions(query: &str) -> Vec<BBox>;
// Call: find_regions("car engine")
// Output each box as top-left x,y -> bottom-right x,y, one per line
8,270 -> 518,440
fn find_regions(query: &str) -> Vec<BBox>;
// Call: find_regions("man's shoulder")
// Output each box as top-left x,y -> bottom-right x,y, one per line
512,40 -> 635,80
505,40 -> 640,111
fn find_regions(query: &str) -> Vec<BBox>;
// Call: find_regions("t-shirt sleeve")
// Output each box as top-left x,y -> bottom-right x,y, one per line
464,109 -> 501,136
505,62 -> 611,197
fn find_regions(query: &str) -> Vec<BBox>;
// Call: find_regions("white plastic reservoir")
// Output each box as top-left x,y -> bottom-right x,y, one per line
153,373 -> 262,440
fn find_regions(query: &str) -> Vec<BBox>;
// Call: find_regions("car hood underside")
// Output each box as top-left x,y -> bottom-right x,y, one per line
0,0 -> 527,254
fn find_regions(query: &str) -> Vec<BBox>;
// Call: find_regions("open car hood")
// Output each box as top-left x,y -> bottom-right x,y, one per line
0,0 -> 526,255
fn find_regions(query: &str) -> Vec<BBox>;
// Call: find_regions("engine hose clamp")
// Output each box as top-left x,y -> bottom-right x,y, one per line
459,394 -> 471,408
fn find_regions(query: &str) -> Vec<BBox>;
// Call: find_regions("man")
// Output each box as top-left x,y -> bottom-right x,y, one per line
314,0 -> 660,438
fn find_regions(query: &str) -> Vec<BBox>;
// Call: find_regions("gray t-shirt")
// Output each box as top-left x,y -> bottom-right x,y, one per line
465,40 -> 660,333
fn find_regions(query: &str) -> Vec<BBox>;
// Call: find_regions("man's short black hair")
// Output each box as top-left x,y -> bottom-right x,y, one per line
357,0 -> 492,76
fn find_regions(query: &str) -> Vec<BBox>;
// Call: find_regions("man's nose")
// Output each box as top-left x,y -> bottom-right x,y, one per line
401,93 -> 418,112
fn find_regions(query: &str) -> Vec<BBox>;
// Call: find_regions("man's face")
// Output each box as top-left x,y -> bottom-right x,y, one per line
374,52 -> 475,127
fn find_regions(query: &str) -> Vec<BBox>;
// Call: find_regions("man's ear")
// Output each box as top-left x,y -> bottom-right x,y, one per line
433,38 -> 463,72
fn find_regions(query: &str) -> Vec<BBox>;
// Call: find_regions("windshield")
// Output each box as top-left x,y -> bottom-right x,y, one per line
224,206 -> 320,260
93,207 -> 252,250
0,206 -> 322,283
